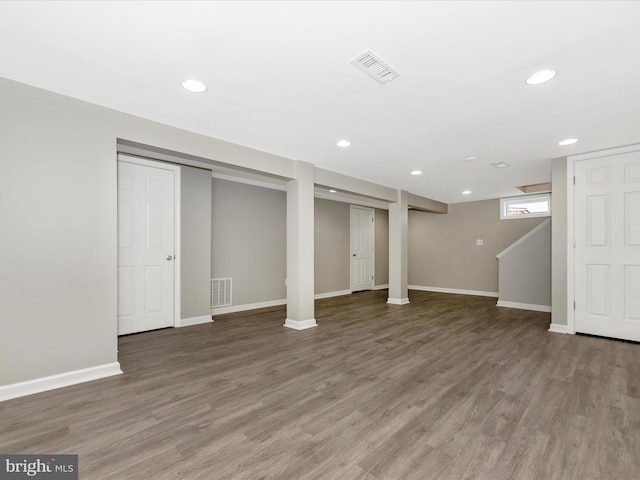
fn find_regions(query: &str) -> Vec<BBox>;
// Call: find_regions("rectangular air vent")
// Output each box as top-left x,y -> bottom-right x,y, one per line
211,278 -> 232,308
351,49 -> 400,84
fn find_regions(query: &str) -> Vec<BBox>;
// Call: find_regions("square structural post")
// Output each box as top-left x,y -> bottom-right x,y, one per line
388,189 -> 409,305
284,160 -> 317,329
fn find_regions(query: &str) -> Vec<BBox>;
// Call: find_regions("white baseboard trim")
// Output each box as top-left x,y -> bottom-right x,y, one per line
374,284 -> 389,290
548,323 -> 569,334
387,297 -> 410,305
284,318 -> 318,330
211,290 -> 355,315
409,285 -> 499,298
212,299 -> 286,316
496,300 -> 552,313
314,290 -> 351,300
0,362 -> 123,402
177,315 -> 213,327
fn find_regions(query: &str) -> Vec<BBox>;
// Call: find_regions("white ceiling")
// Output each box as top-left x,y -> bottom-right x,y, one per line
1,1 -> 639,204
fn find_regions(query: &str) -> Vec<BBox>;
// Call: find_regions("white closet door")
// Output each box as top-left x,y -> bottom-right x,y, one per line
574,151 -> 640,341
351,206 -> 374,292
118,160 -> 175,335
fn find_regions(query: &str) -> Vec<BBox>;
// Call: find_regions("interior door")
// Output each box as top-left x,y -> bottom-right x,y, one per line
118,159 -> 175,335
350,205 -> 374,292
574,151 -> 640,341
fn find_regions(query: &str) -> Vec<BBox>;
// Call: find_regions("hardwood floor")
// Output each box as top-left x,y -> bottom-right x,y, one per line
2,290 -> 640,479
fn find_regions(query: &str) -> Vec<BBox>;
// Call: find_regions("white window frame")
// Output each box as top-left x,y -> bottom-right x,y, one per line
500,193 -> 551,220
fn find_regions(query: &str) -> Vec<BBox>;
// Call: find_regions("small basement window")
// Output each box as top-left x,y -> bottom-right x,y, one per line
500,193 -> 551,220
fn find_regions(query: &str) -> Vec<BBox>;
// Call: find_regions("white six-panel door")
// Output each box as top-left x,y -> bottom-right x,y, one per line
350,205 -> 374,292
574,151 -> 640,341
118,159 -> 176,335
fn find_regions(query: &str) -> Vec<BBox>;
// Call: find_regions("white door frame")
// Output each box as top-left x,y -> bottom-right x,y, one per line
117,154 -> 181,329
566,143 -> 640,335
350,205 -> 375,291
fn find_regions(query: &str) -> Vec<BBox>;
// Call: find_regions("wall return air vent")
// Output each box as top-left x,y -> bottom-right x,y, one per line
211,278 -> 232,308
351,49 -> 400,84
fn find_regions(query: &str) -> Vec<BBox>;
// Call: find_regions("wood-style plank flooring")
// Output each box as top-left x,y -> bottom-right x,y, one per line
2,290 -> 640,479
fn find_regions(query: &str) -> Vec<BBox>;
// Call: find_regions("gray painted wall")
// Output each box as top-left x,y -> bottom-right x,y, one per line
497,220 -> 551,306
181,166 -> 212,319
551,157 -> 568,326
315,199 -> 350,294
375,209 -> 389,286
1,79 -> 117,385
211,178 -> 287,306
408,199 -> 546,293
0,76 -> 300,387
209,187 -> 389,303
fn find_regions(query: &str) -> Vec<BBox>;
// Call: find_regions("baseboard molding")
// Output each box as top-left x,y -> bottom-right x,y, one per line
548,323 -> 569,334
211,291 -> 353,315
212,299 -> 286,316
409,285 -> 499,298
387,297 -> 410,305
284,318 -> 318,330
177,315 -> 213,327
314,290 -> 351,300
374,284 -> 389,290
496,300 -> 552,313
0,362 -> 123,402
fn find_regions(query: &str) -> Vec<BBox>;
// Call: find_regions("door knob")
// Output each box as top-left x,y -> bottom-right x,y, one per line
166,255 -> 174,261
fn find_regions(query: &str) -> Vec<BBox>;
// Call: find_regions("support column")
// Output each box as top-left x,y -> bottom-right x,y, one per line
388,189 -> 410,305
284,160 -> 317,330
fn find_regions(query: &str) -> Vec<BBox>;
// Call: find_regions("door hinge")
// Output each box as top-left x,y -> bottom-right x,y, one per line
573,301 -> 576,310
573,239 -> 576,248
573,176 -> 576,185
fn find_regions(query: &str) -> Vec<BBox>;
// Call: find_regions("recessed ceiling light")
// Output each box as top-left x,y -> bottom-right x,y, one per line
410,170 -> 422,175
462,190 -> 472,195
525,69 -> 556,85
464,156 -> 478,162
329,189 -> 337,193
336,139 -> 351,148
490,161 -> 510,168
181,79 -> 207,93
558,138 -> 578,146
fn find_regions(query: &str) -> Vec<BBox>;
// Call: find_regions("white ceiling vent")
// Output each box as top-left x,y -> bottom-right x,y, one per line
351,49 -> 400,84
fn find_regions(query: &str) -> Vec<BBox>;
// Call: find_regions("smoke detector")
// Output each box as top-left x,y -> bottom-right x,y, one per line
351,49 -> 400,84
